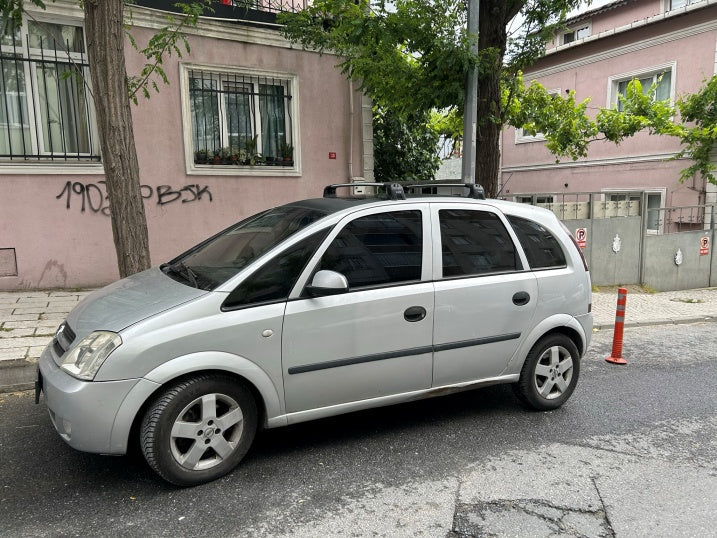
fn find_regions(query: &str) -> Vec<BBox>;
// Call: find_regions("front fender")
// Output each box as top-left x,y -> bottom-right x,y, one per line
108,351 -> 285,454
503,314 -> 588,376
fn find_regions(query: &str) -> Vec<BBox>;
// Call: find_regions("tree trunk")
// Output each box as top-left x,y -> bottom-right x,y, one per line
84,0 -> 151,278
476,0 -> 523,198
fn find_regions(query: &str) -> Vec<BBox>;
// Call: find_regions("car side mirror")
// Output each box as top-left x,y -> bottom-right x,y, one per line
305,270 -> 349,297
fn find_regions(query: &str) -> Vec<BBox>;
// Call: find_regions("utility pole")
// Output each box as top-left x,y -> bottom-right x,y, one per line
461,0 -> 479,184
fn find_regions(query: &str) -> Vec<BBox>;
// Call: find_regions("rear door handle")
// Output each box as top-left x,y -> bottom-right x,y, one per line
512,291 -> 530,306
404,306 -> 427,322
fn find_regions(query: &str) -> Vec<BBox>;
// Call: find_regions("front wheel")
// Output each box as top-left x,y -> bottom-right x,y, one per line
513,334 -> 580,411
140,374 -> 257,486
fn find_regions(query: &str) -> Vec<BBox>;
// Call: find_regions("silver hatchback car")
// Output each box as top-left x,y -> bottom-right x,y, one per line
37,182 -> 592,486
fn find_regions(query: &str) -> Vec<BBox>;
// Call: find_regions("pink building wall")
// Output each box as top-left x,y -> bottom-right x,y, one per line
0,9 -> 367,290
502,0 -> 717,206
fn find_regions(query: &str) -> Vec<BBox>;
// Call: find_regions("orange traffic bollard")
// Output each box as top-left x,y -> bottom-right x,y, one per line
606,287 -> 628,365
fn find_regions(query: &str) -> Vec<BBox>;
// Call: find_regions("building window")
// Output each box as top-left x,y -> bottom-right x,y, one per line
609,65 -> 674,111
0,20 -> 99,162
186,67 -> 296,169
562,24 -> 590,45
605,190 -> 664,233
515,195 -> 555,205
668,0 -> 704,10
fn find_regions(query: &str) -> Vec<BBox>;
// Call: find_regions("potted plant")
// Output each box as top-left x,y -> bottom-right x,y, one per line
194,149 -> 209,164
280,142 -> 294,166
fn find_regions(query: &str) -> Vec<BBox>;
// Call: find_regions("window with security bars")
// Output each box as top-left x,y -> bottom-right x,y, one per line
188,69 -> 294,167
0,20 -> 100,162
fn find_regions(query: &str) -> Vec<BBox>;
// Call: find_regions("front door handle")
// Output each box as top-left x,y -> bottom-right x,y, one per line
513,291 -> 531,306
404,306 -> 427,322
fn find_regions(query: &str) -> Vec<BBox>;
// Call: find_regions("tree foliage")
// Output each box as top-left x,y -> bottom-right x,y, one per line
281,0 -> 717,191
373,107 -> 440,182
280,0 -> 585,195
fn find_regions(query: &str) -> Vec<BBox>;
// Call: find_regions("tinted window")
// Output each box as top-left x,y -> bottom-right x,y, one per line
508,216 -> 566,269
223,230 -> 328,309
318,210 -> 423,288
439,209 -> 519,277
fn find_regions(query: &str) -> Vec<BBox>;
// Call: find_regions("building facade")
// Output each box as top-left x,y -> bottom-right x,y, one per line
500,0 -> 717,225
0,0 -> 373,290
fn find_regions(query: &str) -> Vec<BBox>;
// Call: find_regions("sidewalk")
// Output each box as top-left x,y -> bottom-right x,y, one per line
1,286 -> 716,392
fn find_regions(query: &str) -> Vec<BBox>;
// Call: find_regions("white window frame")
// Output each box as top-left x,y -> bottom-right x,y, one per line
602,188 -> 666,234
606,62 -> 676,110
561,22 -> 591,45
513,194 -> 555,205
514,88 -> 561,144
0,15 -> 101,173
665,0 -> 705,12
180,63 -> 301,177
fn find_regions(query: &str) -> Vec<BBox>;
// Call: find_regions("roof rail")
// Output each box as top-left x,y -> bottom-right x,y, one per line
323,182 -> 406,200
403,182 -> 486,199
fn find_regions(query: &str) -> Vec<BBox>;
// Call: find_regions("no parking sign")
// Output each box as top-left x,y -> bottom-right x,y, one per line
575,227 -> 587,249
700,236 -> 710,256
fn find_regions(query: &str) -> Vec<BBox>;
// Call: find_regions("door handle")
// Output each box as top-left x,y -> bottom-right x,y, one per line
404,306 -> 427,322
512,291 -> 530,306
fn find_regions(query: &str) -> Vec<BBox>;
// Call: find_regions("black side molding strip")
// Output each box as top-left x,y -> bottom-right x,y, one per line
288,333 -> 521,375
434,333 -> 521,352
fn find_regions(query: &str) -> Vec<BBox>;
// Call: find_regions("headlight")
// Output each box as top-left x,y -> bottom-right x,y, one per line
60,331 -> 122,380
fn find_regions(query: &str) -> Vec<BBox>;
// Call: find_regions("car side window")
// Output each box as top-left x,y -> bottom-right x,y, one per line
223,229 -> 329,310
317,210 -> 423,289
507,216 -> 567,270
439,209 -> 521,278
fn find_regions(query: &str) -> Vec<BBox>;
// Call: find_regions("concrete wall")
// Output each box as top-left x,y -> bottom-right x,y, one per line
569,216 -> 643,287
643,229 -> 716,291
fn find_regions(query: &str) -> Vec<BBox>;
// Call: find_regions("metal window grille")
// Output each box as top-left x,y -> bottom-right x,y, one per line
189,69 -> 294,167
0,22 -> 100,162
219,0 -> 309,13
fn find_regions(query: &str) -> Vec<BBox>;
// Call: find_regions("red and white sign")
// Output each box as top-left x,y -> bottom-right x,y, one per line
328,152 -> 337,160
700,236 -> 710,256
575,227 -> 587,250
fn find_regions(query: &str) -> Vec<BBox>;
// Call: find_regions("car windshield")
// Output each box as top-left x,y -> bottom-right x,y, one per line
162,205 -> 329,290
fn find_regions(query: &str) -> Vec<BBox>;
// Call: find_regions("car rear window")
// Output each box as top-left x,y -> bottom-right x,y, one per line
507,215 -> 567,270
439,209 -> 520,277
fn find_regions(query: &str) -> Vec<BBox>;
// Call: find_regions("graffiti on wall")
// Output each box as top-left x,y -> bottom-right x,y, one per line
56,181 -> 213,216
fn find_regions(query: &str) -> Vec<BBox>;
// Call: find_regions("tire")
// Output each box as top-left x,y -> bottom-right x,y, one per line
513,334 -> 580,411
140,374 -> 257,486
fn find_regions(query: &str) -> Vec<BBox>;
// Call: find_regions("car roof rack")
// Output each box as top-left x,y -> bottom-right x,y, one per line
323,182 -> 406,200
403,182 -> 486,199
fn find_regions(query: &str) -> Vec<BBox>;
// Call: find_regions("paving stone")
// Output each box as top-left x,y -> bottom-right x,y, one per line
0,348 -> 27,361
27,346 -> 47,359
0,328 -> 35,338
10,307 -> 47,315
1,321 -> 43,330
0,337 -> 52,350
4,314 -> 40,322
15,298 -> 50,306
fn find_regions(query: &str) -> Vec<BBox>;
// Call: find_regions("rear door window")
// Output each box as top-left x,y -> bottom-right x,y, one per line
507,216 -> 566,270
439,209 -> 521,277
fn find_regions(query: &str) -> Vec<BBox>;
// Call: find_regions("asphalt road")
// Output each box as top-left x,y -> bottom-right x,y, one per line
1,323 -> 715,537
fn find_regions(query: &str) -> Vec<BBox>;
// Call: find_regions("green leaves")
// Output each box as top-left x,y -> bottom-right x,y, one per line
126,0 -> 213,104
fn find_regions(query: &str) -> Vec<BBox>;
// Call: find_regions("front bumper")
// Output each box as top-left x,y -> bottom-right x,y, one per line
38,344 -> 140,454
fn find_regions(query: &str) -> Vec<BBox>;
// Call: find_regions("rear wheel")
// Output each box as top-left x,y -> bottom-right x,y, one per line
140,374 -> 257,486
513,334 -> 580,410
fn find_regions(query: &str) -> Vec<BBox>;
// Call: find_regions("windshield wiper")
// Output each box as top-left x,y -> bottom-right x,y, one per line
162,262 -> 199,288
